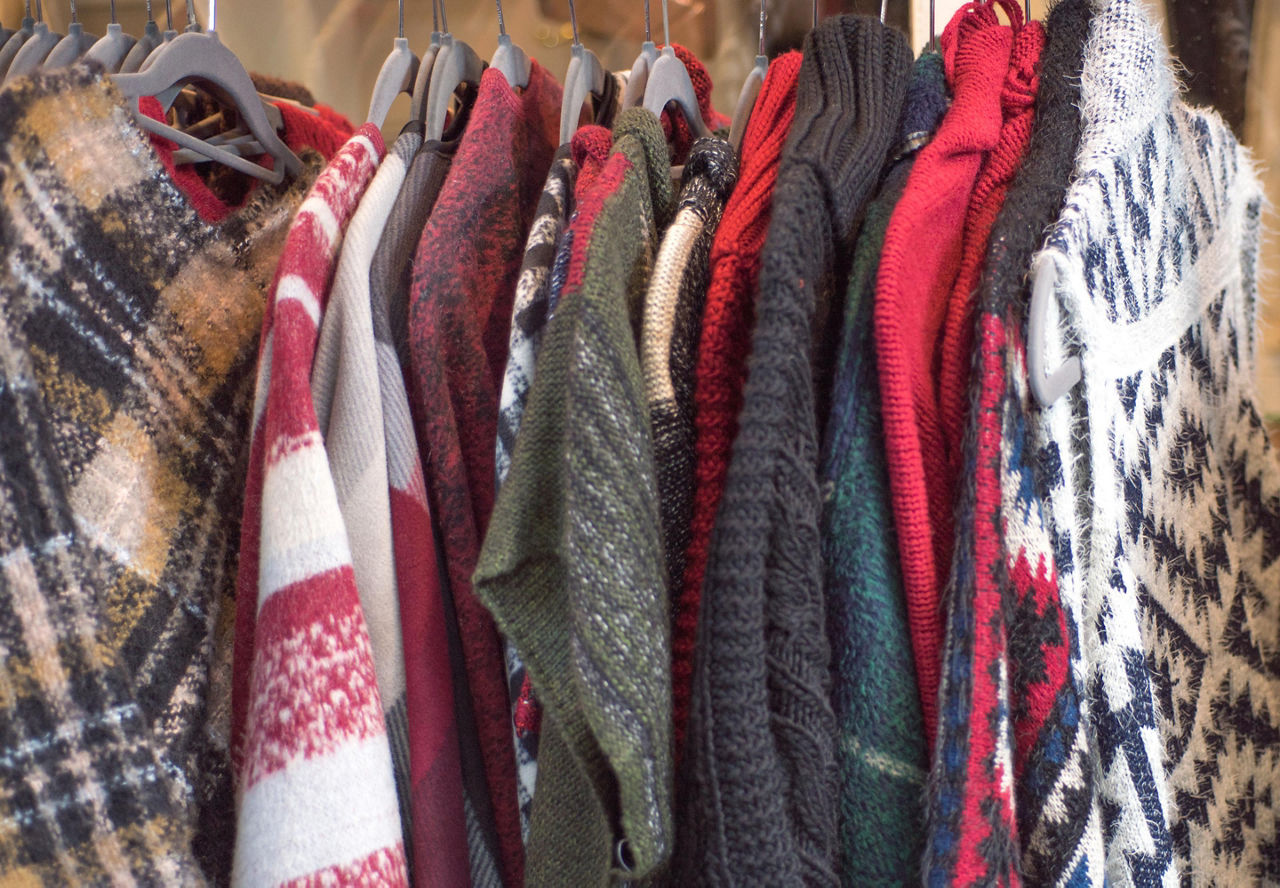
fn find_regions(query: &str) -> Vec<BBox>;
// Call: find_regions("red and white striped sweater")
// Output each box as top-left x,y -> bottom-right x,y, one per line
230,125 -> 409,886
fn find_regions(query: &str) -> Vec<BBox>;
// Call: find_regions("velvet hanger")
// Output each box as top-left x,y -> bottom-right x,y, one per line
641,0 -> 711,139
119,0 -> 162,73
424,0 -> 484,141
139,0 -> 180,70
84,0 -> 138,73
366,0 -> 419,128
43,0 -> 97,69
5,1 -> 64,82
113,0 -> 303,185
621,0 -> 658,109
490,0 -> 531,91
557,0 -> 607,146
0,5 -> 36,79
408,0 -> 444,124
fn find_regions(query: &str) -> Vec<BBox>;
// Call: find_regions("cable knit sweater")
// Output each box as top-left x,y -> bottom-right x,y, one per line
925,1 -> 1106,885
675,18 -> 912,885
1032,0 -> 1279,883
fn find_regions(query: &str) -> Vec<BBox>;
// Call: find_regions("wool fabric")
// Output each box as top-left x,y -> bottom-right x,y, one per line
1032,0 -> 1280,882
406,63 -> 561,888
640,137 -> 738,739
673,49 -> 802,752
475,108 -> 676,886
820,50 -> 947,888
676,18 -> 912,886
924,1 -> 1107,885
874,1 -> 1016,744
0,65 -> 317,886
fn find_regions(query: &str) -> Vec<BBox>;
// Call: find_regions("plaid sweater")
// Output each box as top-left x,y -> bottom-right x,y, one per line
0,66 -> 316,884
231,126 -> 411,885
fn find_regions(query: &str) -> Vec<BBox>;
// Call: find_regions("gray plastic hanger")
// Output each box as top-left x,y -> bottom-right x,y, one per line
140,0 -> 180,70
558,0 -> 607,146
0,5 -> 36,79
408,0 -> 444,123
425,0 -> 484,141
0,20 -> 12,45
5,1 -> 64,82
621,0 -> 657,108
366,0 -> 419,128
113,0 -> 303,184
728,0 -> 767,152
43,0 -> 97,69
490,0 -> 530,91
641,0 -> 711,138
85,0 -> 138,73
119,0 -> 161,73
1026,256 -> 1081,407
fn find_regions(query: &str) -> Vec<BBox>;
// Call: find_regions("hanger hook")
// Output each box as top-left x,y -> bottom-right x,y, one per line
929,0 -> 936,52
812,0 -> 817,29
643,0 -> 651,43
431,0 -> 438,33
164,0 -> 172,30
396,0 -> 404,38
69,0 -> 77,24
880,0 -> 887,24
567,0 -> 581,46
209,0 -> 216,31
659,0 -> 670,46
758,0 -> 765,55
185,0 -> 196,28
495,0 -> 506,37
34,0 -> 41,22
438,0 -> 449,34
109,0 -> 117,24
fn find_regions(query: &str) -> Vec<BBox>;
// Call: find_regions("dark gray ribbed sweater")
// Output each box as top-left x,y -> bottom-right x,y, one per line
674,16 -> 913,886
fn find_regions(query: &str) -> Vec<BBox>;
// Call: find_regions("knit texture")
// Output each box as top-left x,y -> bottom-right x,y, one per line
924,2 -> 1106,885
673,50 -> 803,754
820,50 -> 946,888
1033,0 -> 1279,883
475,108 -> 676,886
641,138 -> 738,743
493,142 -> 578,841
0,65 -> 315,886
874,1 -> 1015,744
676,18 -> 912,886
406,62 -> 561,888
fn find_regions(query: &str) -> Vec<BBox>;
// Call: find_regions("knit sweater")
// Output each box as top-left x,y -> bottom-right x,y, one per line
406,63 -> 561,888
0,65 -> 316,887
231,125 -> 412,886
1032,0 -> 1279,883
924,1 -> 1106,885
673,50 -> 803,754
874,1 -> 1015,744
676,18 -> 912,886
475,108 -> 676,886
820,51 -> 947,888
641,138 -> 738,757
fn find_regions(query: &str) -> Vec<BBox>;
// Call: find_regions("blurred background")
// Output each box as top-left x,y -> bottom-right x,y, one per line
3,0 -> 1277,426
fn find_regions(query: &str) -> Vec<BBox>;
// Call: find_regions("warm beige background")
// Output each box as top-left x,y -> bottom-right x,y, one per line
5,0 -> 1276,415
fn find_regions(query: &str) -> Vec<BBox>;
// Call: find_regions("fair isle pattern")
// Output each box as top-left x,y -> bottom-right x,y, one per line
0,66 -> 316,886
494,146 -> 578,839
1032,0 -> 1280,883
232,126 -> 411,886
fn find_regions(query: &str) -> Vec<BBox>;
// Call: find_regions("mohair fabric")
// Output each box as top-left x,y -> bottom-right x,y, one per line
672,49 -> 802,754
475,108 -> 676,886
1032,0 -> 1280,882
231,126 -> 414,886
640,137 -> 738,711
0,65 -> 315,886
676,18 -> 912,886
924,1 -> 1106,885
406,62 -> 561,888
493,142 -> 579,841
820,50 -> 946,888
873,1 -> 1015,744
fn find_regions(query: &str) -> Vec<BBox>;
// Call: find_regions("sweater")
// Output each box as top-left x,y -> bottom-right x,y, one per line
673,50 -> 803,755
1032,0 -> 1279,883
0,65 -> 316,887
924,1 -> 1105,885
231,125 -> 411,886
406,62 -> 562,888
640,138 -> 738,756
475,108 -> 676,886
873,1 -> 1015,744
676,18 -> 912,886
820,51 -> 947,888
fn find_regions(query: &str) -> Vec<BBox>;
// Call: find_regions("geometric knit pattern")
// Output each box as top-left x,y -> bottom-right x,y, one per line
1031,1 -> 1279,884
406,64 -> 562,888
0,66 -> 315,886
493,143 -> 578,841
821,50 -> 946,888
310,128 -> 418,867
231,125 -> 411,886
925,1 -> 1106,884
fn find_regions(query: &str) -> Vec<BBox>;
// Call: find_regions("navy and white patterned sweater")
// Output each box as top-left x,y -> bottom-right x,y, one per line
1031,0 -> 1278,884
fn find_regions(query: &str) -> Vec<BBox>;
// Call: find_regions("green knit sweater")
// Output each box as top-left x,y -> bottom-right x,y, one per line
474,108 -> 676,886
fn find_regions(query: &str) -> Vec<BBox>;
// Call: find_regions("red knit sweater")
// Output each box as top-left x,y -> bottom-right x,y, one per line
873,2 -> 1014,744
672,51 -> 802,757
